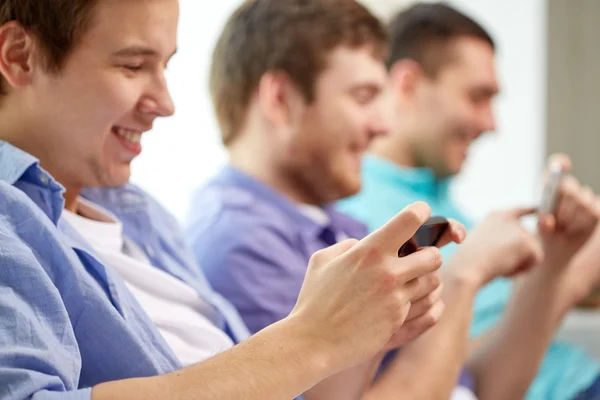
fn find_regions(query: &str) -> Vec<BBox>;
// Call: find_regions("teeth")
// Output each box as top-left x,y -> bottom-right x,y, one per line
114,127 -> 142,144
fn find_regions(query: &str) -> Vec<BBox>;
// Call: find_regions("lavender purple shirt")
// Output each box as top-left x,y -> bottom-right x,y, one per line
185,166 -> 367,333
185,165 -> 474,391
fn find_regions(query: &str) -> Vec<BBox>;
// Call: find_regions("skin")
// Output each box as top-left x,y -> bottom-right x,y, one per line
229,45 -> 390,205
0,0 -> 176,212
227,43 -> 456,398
372,37 -> 498,179
0,1 -> 452,399
367,35 -> 600,399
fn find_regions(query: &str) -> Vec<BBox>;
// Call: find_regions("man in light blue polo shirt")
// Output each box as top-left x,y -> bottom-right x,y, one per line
339,3 -> 600,399
0,0 -> 448,399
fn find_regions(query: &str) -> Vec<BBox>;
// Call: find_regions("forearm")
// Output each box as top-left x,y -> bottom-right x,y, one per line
364,264 -> 479,400
304,354 -> 384,400
467,271 -> 566,400
92,317 -> 333,400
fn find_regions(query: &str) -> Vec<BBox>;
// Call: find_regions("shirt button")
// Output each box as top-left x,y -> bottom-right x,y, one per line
39,174 -> 49,185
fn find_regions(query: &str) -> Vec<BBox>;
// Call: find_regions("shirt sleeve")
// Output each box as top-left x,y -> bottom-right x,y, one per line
0,205 -> 90,399
193,218 -> 307,335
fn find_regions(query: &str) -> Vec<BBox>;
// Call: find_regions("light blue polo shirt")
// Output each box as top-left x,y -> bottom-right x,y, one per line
338,154 -> 600,400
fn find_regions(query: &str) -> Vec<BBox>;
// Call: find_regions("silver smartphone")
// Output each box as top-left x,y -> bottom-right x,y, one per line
539,163 -> 564,215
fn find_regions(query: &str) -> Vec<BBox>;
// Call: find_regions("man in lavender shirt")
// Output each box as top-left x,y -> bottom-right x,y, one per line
185,0 -> 599,399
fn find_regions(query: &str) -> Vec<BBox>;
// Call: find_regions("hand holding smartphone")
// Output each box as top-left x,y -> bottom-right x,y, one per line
539,162 -> 565,216
398,216 -> 449,257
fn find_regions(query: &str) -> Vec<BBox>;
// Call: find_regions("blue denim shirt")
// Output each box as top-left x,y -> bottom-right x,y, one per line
338,154 -> 600,400
0,141 -> 181,399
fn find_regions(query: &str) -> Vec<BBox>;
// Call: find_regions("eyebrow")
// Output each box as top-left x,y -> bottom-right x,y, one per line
113,46 -> 178,62
350,82 -> 383,92
473,86 -> 500,97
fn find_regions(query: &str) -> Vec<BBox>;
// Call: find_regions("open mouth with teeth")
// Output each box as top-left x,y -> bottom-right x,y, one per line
112,126 -> 143,155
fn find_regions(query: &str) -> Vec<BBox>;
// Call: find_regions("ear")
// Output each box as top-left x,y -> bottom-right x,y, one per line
0,21 -> 37,91
388,59 -> 423,105
257,71 -> 306,132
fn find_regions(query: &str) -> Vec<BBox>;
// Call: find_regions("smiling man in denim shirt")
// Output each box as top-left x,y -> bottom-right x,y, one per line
0,0 -> 450,399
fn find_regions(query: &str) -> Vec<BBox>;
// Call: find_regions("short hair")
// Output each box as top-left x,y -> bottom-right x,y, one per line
0,0 -> 99,95
387,2 -> 495,76
210,0 -> 388,146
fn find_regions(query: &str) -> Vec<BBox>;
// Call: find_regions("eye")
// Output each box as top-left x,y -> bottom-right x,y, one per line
352,87 -> 380,105
123,65 -> 143,72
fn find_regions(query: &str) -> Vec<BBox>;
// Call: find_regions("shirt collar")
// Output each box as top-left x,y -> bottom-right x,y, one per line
0,140 -> 66,224
217,165 -> 365,238
0,140 -> 49,185
81,183 -> 148,213
297,203 -> 330,227
363,154 -> 454,200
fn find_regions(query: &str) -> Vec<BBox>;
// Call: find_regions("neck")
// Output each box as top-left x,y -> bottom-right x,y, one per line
0,105 -> 81,213
228,143 -> 322,207
62,185 -> 82,213
369,125 -> 416,168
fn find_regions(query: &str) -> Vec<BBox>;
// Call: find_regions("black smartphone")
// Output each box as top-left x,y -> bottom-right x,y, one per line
398,216 -> 449,257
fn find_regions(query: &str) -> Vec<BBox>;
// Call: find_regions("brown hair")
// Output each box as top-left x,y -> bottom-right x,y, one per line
0,0 -> 98,95
387,2 -> 495,76
210,0 -> 388,146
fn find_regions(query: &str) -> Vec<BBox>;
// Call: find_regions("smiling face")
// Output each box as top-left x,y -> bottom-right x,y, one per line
6,0 -> 179,190
279,46 -> 389,204
408,37 -> 499,177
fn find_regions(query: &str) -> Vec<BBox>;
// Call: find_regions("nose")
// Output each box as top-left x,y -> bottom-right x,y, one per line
368,118 -> 389,141
368,105 -> 391,141
139,73 -> 175,117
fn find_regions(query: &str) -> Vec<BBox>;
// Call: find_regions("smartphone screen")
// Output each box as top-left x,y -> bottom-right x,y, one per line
398,216 -> 449,257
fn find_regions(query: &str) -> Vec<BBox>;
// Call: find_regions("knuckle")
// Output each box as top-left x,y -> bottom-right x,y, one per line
428,247 -> 443,268
363,246 -> 385,265
421,292 -> 435,308
404,208 -> 423,227
309,248 -> 328,265
424,311 -> 438,327
379,267 -> 398,292
429,271 -> 442,287
392,298 -> 411,327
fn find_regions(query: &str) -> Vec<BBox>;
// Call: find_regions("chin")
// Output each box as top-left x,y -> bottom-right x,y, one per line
452,162 -> 465,175
101,168 -> 132,188
337,179 -> 362,201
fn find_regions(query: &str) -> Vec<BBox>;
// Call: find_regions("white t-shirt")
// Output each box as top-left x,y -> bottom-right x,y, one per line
62,198 -> 234,366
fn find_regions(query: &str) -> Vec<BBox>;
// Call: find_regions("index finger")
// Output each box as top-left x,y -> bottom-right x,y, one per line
358,201 -> 432,254
503,207 -> 538,219
435,218 -> 466,248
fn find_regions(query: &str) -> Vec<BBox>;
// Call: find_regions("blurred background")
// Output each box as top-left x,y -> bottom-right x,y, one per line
129,0 -> 600,358
130,0 -> 552,223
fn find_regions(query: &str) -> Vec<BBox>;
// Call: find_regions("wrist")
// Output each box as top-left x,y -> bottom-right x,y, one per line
443,251 -> 487,291
277,314 -> 339,379
519,267 -> 573,316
